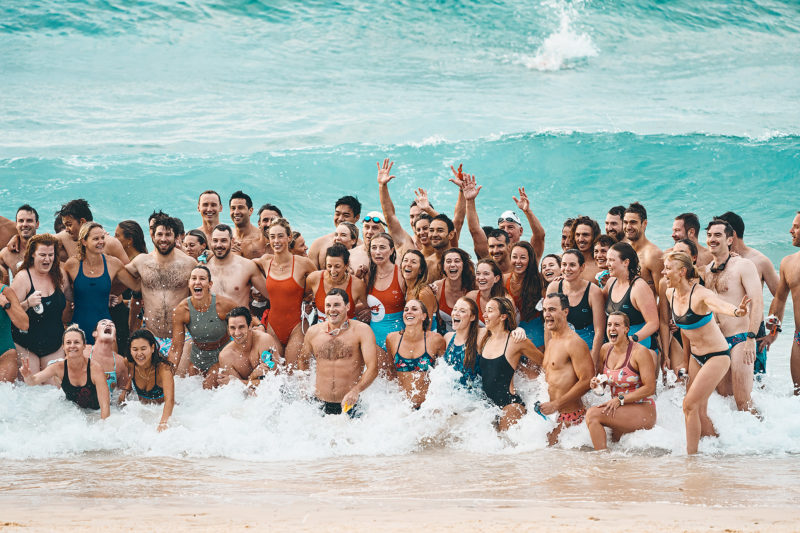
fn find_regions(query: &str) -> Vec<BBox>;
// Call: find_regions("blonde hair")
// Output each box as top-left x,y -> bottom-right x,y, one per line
664,251 -> 697,280
77,222 -> 104,260
63,323 -> 86,344
268,217 -> 292,238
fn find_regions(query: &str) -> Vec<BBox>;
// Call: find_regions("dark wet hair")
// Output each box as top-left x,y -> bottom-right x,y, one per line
185,229 -> 208,247
117,220 -> 148,254
230,190 -> 253,209
432,213 -> 455,233
562,248 -> 585,266
440,248 -> 476,291
595,234 -> 617,248
607,206 -> 626,219
545,292 -> 570,310
173,217 -> 185,237
326,243 -> 350,265
126,329 -> 170,368
487,228 -> 510,244
675,212 -> 700,238
563,217 -> 576,229
570,216 -> 601,248
716,211 -> 744,238
53,215 -> 64,233
152,215 -> 180,237
191,264 -> 212,282
510,241 -> 543,322
58,199 -> 92,222
413,213 -> 433,228
327,287 -> 349,305
706,218 -> 734,238
226,306 -> 252,324
625,202 -> 648,222
675,238 -> 698,260
258,203 -> 283,217
610,242 -> 640,281
542,253 -> 561,267
16,204 -> 39,223
213,223 -> 233,238
336,195 -> 362,219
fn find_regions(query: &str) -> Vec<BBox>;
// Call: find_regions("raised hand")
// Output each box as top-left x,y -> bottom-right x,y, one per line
376,158 -> 396,186
512,186 -> 530,212
414,188 -> 431,211
461,174 -> 482,201
448,163 -> 465,189
19,357 -> 31,379
737,296 -> 751,316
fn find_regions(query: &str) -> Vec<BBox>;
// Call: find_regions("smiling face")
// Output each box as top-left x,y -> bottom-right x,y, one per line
83,227 -> 106,256
325,256 -> 347,282
189,267 -> 211,299
268,225 -> 289,254
560,225 -> 572,251
63,330 -> 86,358
574,224 -> 595,253
402,299 -> 426,328
229,199 -> 252,228
450,298 -> 475,332
605,248 -> 627,279
211,229 -> 232,259
16,209 -> 38,239
443,251 -> 463,281
198,193 -> 222,223
593,243 -> 609,269
369,236 -> 392,265
62,215 -> 84,241
362,220 -> 384,245
291,234 -> 308,257
475,262 -> 499,293
153,225 -> 176,256
488,236 -> 509,265
706,223 -> 731,254
428,220 -> 451,251
661,258 -> 684,288
510,246 -> 529,275
791,214 -> 800,248
483,299 -> 506,329
671,219 -> 687,243
258,209 -> 280,239
560,252 -> 584,282
130,337 -> 155,367
227,316 -> 250,345
542,296 -> 567,331
324,293 -> 349,326
400,252 -> 421,282
606,314 -> 629,344
333,205 -> 356,227
541,257 -> 560,282
605,214 -> 622,240
183,234 -> 206,259
672,241 -> 694,260
413,218 -> 430,245
498,220 -> 522,242
32,244 -> 55,273
623,212 -> 645,242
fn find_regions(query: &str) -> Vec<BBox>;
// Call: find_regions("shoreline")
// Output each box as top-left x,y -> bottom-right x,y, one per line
1,501 -> 798,532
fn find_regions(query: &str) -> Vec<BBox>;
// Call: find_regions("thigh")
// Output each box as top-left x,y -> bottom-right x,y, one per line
0,348 -> 18,382
686,356 -> 730,404
603,403 -> 656,433
15,344 -> 41,373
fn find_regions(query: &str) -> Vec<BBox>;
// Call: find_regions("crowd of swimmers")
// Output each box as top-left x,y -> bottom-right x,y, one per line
1,159 -> 799,455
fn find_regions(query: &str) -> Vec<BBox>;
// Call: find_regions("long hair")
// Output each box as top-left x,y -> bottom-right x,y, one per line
366,232 -> 397,293
20,233 -> 63,289
440,248 -> 476,291
126,329 -> 172,369
479,296 -> 517,352
403,299 -> 431,332
476,258 -> 506,298
610,241 -> 640,281
457,297 -> 480,371
117,220 -> 148,254
403,249 -> 429,299
510,241 -> 543,322
77,222 -> 104,260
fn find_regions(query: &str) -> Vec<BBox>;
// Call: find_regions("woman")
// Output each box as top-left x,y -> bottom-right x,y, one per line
466,259 -> 513,325
85,319 -> 131,399
183,229 -> 208,261
586,312 -> 656,450
261,218 -> 316,366
306,243 -> 367,322
540,254 -> 561,284
505,242 -> 545,348
400,250 -> 437,330
386,299 -> 446,408
547,248 -> 606,368
431,248 -> 475,334
113,220 -> 148,353
365,232 -> 406,351
663,251 -> 749,454
658,239 -> 701,377
479,297 -> 543,430
19,324 -> 110,418
11,234 -> 69,372
604,242 -> 658,351
0,281 -> 29,382
593,234 -> 616,288
64,222 -> 139,345
123,329 -> 175,431
289,231 -> 308,257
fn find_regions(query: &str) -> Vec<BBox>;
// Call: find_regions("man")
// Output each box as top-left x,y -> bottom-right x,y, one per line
196,190 -> 223,243
569,215 -> 602,282
229,191 -> 262,259
623,202 -> 663,292
763,212 -> 800,393
126,216 -> 197,349
605,206 -> 625,241
486,229 -> 512,275
216,307 -> 281,387
297,288 -> 378,415
334,222 -> 369,274
426,214 -> 457,282
538,293 -> 594,445
561,218 -> 575,251
56,199 -> 128,263
670,213 -> 713,268
704,219 -> 762,412
0,205 -> 39,283
377,158 -> 463,258
308,196 -> 362,269
247,203 -> 283,258
501,185 -> 546,261
206,224 -> 269,307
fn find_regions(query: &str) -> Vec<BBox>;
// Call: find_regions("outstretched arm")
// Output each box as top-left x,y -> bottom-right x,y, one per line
449,164 -> 466,247
463,174 -> 488,259
377,158 -> 416,251
513,187 -> 545,261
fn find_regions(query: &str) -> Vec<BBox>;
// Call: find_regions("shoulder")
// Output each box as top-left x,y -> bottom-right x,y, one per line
255,329 -> 280,348
443,331 -> 454,344
428,331 -> 446,349
546,280 -> 559,293
306,270 -> 322,283
298,256 -> 316,270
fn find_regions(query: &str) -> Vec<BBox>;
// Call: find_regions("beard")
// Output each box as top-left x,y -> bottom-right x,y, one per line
156,242 -> 176,256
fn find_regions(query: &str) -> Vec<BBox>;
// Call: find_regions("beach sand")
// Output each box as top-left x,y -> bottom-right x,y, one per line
1,501 -> 798,532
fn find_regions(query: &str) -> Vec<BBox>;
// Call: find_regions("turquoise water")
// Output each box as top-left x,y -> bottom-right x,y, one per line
1,0 -> 800,470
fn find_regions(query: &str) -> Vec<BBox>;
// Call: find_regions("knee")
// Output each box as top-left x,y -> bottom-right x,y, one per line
585,407 -> 601,426
682,397 -> 698,417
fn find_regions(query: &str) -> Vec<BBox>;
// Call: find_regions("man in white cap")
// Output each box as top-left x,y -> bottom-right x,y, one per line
498,186 -> 546,261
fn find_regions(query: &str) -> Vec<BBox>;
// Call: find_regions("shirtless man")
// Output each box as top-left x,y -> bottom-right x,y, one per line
603,206 -> 624,242
248,203 -> 282,258
670,213 -> 713,268
538,293 -> 595,445
499,186 -> 546,261
561,218 -> 575,251
763,212 -> 800,393
308,196 -> 362,269
56,199 -> 128,263
704,219 -> 762,412
0,205 -> 39,283
570,215 -> 602,282
206,224 -> 268,307
297,288 -> 378,415
216,307 -> 281,387
426,214 -> 457,282
623,202 -> 663,293
125,216 -> 197,349
195,190 -> 223,243
334,222 -> 369,274
228,191 -> 262,259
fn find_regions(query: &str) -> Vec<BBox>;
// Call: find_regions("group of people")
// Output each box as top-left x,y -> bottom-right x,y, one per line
1,159 -> 798,455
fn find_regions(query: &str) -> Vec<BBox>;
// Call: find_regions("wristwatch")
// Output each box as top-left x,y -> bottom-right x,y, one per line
618,393 -> 625,406
631,334 -> 639,342
746,332 -> 757,339
2,302 -> 9,310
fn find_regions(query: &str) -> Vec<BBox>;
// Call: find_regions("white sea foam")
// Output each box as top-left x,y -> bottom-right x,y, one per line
520,1 -> 598,72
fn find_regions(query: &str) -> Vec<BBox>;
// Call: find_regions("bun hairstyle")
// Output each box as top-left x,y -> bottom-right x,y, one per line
610,241 -> 641,281
664,251 -> 697,280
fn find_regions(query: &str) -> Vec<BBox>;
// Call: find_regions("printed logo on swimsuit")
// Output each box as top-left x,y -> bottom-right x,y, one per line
367,294 -> 385,322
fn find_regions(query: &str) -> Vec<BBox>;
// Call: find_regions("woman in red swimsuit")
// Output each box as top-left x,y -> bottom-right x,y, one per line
365,233 -> 406,354
305,243 -> 367,322
465,259 -> 513,324
262,218 -> 316,367
431,248 -> 475,333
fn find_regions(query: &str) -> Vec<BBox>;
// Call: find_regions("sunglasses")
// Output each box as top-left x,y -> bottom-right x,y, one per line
498,217 -> 520,225
364,216 -> 384,224
709,254 -> 731,273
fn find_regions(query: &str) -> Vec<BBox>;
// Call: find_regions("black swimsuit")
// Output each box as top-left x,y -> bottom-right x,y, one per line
559,280 -> 593,330
479,333 -> 524,408
132,365 -> 165,401
11,271 -> 66,356
605,278 -> 645,325
61,360 -> 100,410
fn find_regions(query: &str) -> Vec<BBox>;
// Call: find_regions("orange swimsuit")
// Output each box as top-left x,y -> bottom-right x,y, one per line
314,275 -> 355,321
264,256 -> 305,345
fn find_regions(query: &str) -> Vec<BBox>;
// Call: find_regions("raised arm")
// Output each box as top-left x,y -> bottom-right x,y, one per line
462,173 -> 488,259
513,186 -> 545,261
377,158 -> 417,251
